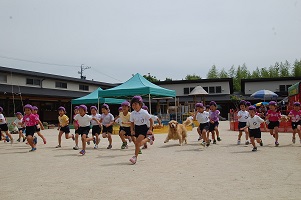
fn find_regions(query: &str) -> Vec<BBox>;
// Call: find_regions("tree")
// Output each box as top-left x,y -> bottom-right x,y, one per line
185,73 -> 201,80
251,67 -> 261,78
206,65 -> 219,79
228,65 -> 236,78
292,59 -> 301,77
260,67 -> 270,78
219,68 -> 229,78
279,60 -> 291,77
143,73 -> 159,82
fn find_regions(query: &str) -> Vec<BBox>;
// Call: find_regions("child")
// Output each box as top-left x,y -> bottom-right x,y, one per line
0,106 -> 14,143
73,105 -> 93,155
141,105 -> 160,149
100,104 -> 114,149
193,103 -> 210,147
209,101 -> 221,144
118,102 -> 132,149
90,106 -> 102,149
129,96 -> 153,164
22,104 -> 44,152
13,112 -> 26,142
241,106 -> 265,152
288,102 -> 301,144
205,105 -> 210,112
73,106 -> 80,150
245,101 -> 251,111
56,107 -> 75,148
266,101 -> 281,146
237,100 -> 250,145
32,106 -> 47,144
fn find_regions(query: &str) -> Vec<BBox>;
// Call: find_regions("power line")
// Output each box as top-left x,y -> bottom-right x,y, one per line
91,67 -> 123,82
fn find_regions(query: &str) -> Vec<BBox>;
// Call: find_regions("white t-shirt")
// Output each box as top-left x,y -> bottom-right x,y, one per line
246,115 -> 264,129
196,111 -> 209,123
130,109 -> 151,126
91,114 -> 101,126
74,114 -> 92,127
101,113 -> 114,126
237,110 -> 250,122
14,118 -> 23,128
115,118 -> 122,126
146,115 -> 158,128
0,114 -> 6,124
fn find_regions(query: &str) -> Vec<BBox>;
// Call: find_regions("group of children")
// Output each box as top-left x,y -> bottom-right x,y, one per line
236,100 -> 301,151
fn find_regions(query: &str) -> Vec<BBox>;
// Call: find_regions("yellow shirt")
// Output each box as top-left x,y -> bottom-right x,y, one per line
119,112 -> 131,127
58,115 -> 69,127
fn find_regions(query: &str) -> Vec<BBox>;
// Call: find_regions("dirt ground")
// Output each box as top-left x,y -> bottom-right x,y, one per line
1,121 -> 300,200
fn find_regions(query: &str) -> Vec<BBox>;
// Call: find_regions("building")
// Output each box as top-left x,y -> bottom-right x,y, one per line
0,66 -> 115,122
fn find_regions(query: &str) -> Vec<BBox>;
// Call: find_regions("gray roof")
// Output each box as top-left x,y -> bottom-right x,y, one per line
189,86 -> 208,96
0,84 -> 90,98
0,66 -> 116,89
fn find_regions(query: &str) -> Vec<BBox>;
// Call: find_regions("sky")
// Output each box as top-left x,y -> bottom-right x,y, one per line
1,0 -> 301,83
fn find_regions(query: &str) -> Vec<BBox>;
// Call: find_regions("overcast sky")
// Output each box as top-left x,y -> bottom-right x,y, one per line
1,0 -> 300,83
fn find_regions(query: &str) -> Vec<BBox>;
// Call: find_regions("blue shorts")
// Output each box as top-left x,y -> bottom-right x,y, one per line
209,121 -> 219,132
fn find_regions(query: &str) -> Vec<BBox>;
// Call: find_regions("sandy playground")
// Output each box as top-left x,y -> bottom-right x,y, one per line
0,121 -> 300,200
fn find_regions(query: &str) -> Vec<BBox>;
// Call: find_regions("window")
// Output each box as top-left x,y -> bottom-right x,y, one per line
26,78 -> 41,86
209,87 -> 215,93
0,74 -> 7,83
184,87 -> 190,94
203,87 -> 208,93
216,86 -> 222,93
79,84 -> 89,91
286,85 -> 292,91
279,85 -> 291,92
55,81 -> 67,89
190,87 -> 195,92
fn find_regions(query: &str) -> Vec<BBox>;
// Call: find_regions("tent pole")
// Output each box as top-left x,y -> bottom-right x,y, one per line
175,97 -> 177,121
149,94 -> 152,114
70,102 -> 73,124
98,97 -> 100,113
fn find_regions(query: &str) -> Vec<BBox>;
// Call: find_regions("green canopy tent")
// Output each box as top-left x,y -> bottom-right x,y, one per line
98,73 -> 176,114
71,87 -> 124,109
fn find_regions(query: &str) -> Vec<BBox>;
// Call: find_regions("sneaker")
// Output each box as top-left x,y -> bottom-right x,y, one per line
107,144 -> 112,149
292,137 -> 296,144
71,134 -> 75,141
129,156 -> 137,164
94,145 -> 98,149
73,146 -> 79,150
275,141 -> 279,146
198,136 -> 202,141
260,140 -> 263,146
206,142 -> 210,147
121,142 -> 127,149
17,138 -> 20,142
33,137 -> 37,144
139,149 -> 142,154
252,147 -> 257,152
23,137 -> 26,142
152,135 -> 155,141
55,145 -> 61,148
245,141 -> 250,145
201,141 -> 206,147
149,136 -> 154,145
29,147 -> 37,152
93,137 -> 96,144
217,137 -> 221,141
213,140 -> 217,144
237,140 -> 241,145
5,136 -> 10,143
79,150 -> 86,155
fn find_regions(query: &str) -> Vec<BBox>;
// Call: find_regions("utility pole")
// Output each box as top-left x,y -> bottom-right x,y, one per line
78,64 -> 91,79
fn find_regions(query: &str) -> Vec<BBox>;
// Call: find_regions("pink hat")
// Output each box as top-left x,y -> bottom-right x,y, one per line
209,101 -> 217,106
142,105 -> 149,110
74,106 -> 79,110
101,104 -> 109,110
248,106 -> 256,110
269,101 -> 277,106
32,106 -> 38,110
58,106 -> 66,112
239,100 -> 246,106
245,101 -> 251,106
79,105 -> 87,112
15,112 -> 22,116
0,106 -> 3,112
118,107 -> 123,111
131,96 -> 143,105
195,103 -> 204,108
121,101 -> 130,107
23,104 -> 33,110
90,106 -> 98,111
294,102 -> 300,106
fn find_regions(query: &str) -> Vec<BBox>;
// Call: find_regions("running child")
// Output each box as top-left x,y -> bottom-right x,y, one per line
73,106 -> 80,150
194,103 -> 210,147
209,101 -> 221,144
241,106 -> 265,152
100,104 -> 114,149
266,101 -> 281,146
73,105 -> 93,155
32,106 -> 46,144
90,106 -> 102,149
118,102 -> 132,149
288,102 -> 301,144
237,100 -> 250,145
129,96 -> 153,164
141,105 -> 159,149
22,104 -> 44,152
0,106 -> 14,143
13,112 -> 26,142
56,107 -> 74,148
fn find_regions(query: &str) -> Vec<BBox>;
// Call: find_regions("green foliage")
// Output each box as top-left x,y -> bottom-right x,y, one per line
143,73 -> 159,82
185,73 -> 201,80
219,68 -> 229,78
293,59 -> 301,76
207,65 -> 219,79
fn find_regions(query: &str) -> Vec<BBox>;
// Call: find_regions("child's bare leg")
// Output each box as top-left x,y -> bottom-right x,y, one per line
95,134 -> 100,145
37,131 -> 46,143
82,134 -> 87,150
58,131 -> 63,146
119,130 -> 126,143
250,137 -> 255,147
274,127 -> 279,142
135,135 -> 145,157
5,131 -> 13,141
202,130 -> 208,142
238,131 -> 242,141
108,134 -> 112,145
75,133 -> 79,146
27,135 -> 35,148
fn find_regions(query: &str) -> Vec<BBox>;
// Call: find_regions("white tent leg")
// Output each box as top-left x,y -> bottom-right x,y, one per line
149,94 -> 152,114
98,97 -> 100,113
175,97 -> 177,121
70,102 -> 73,123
